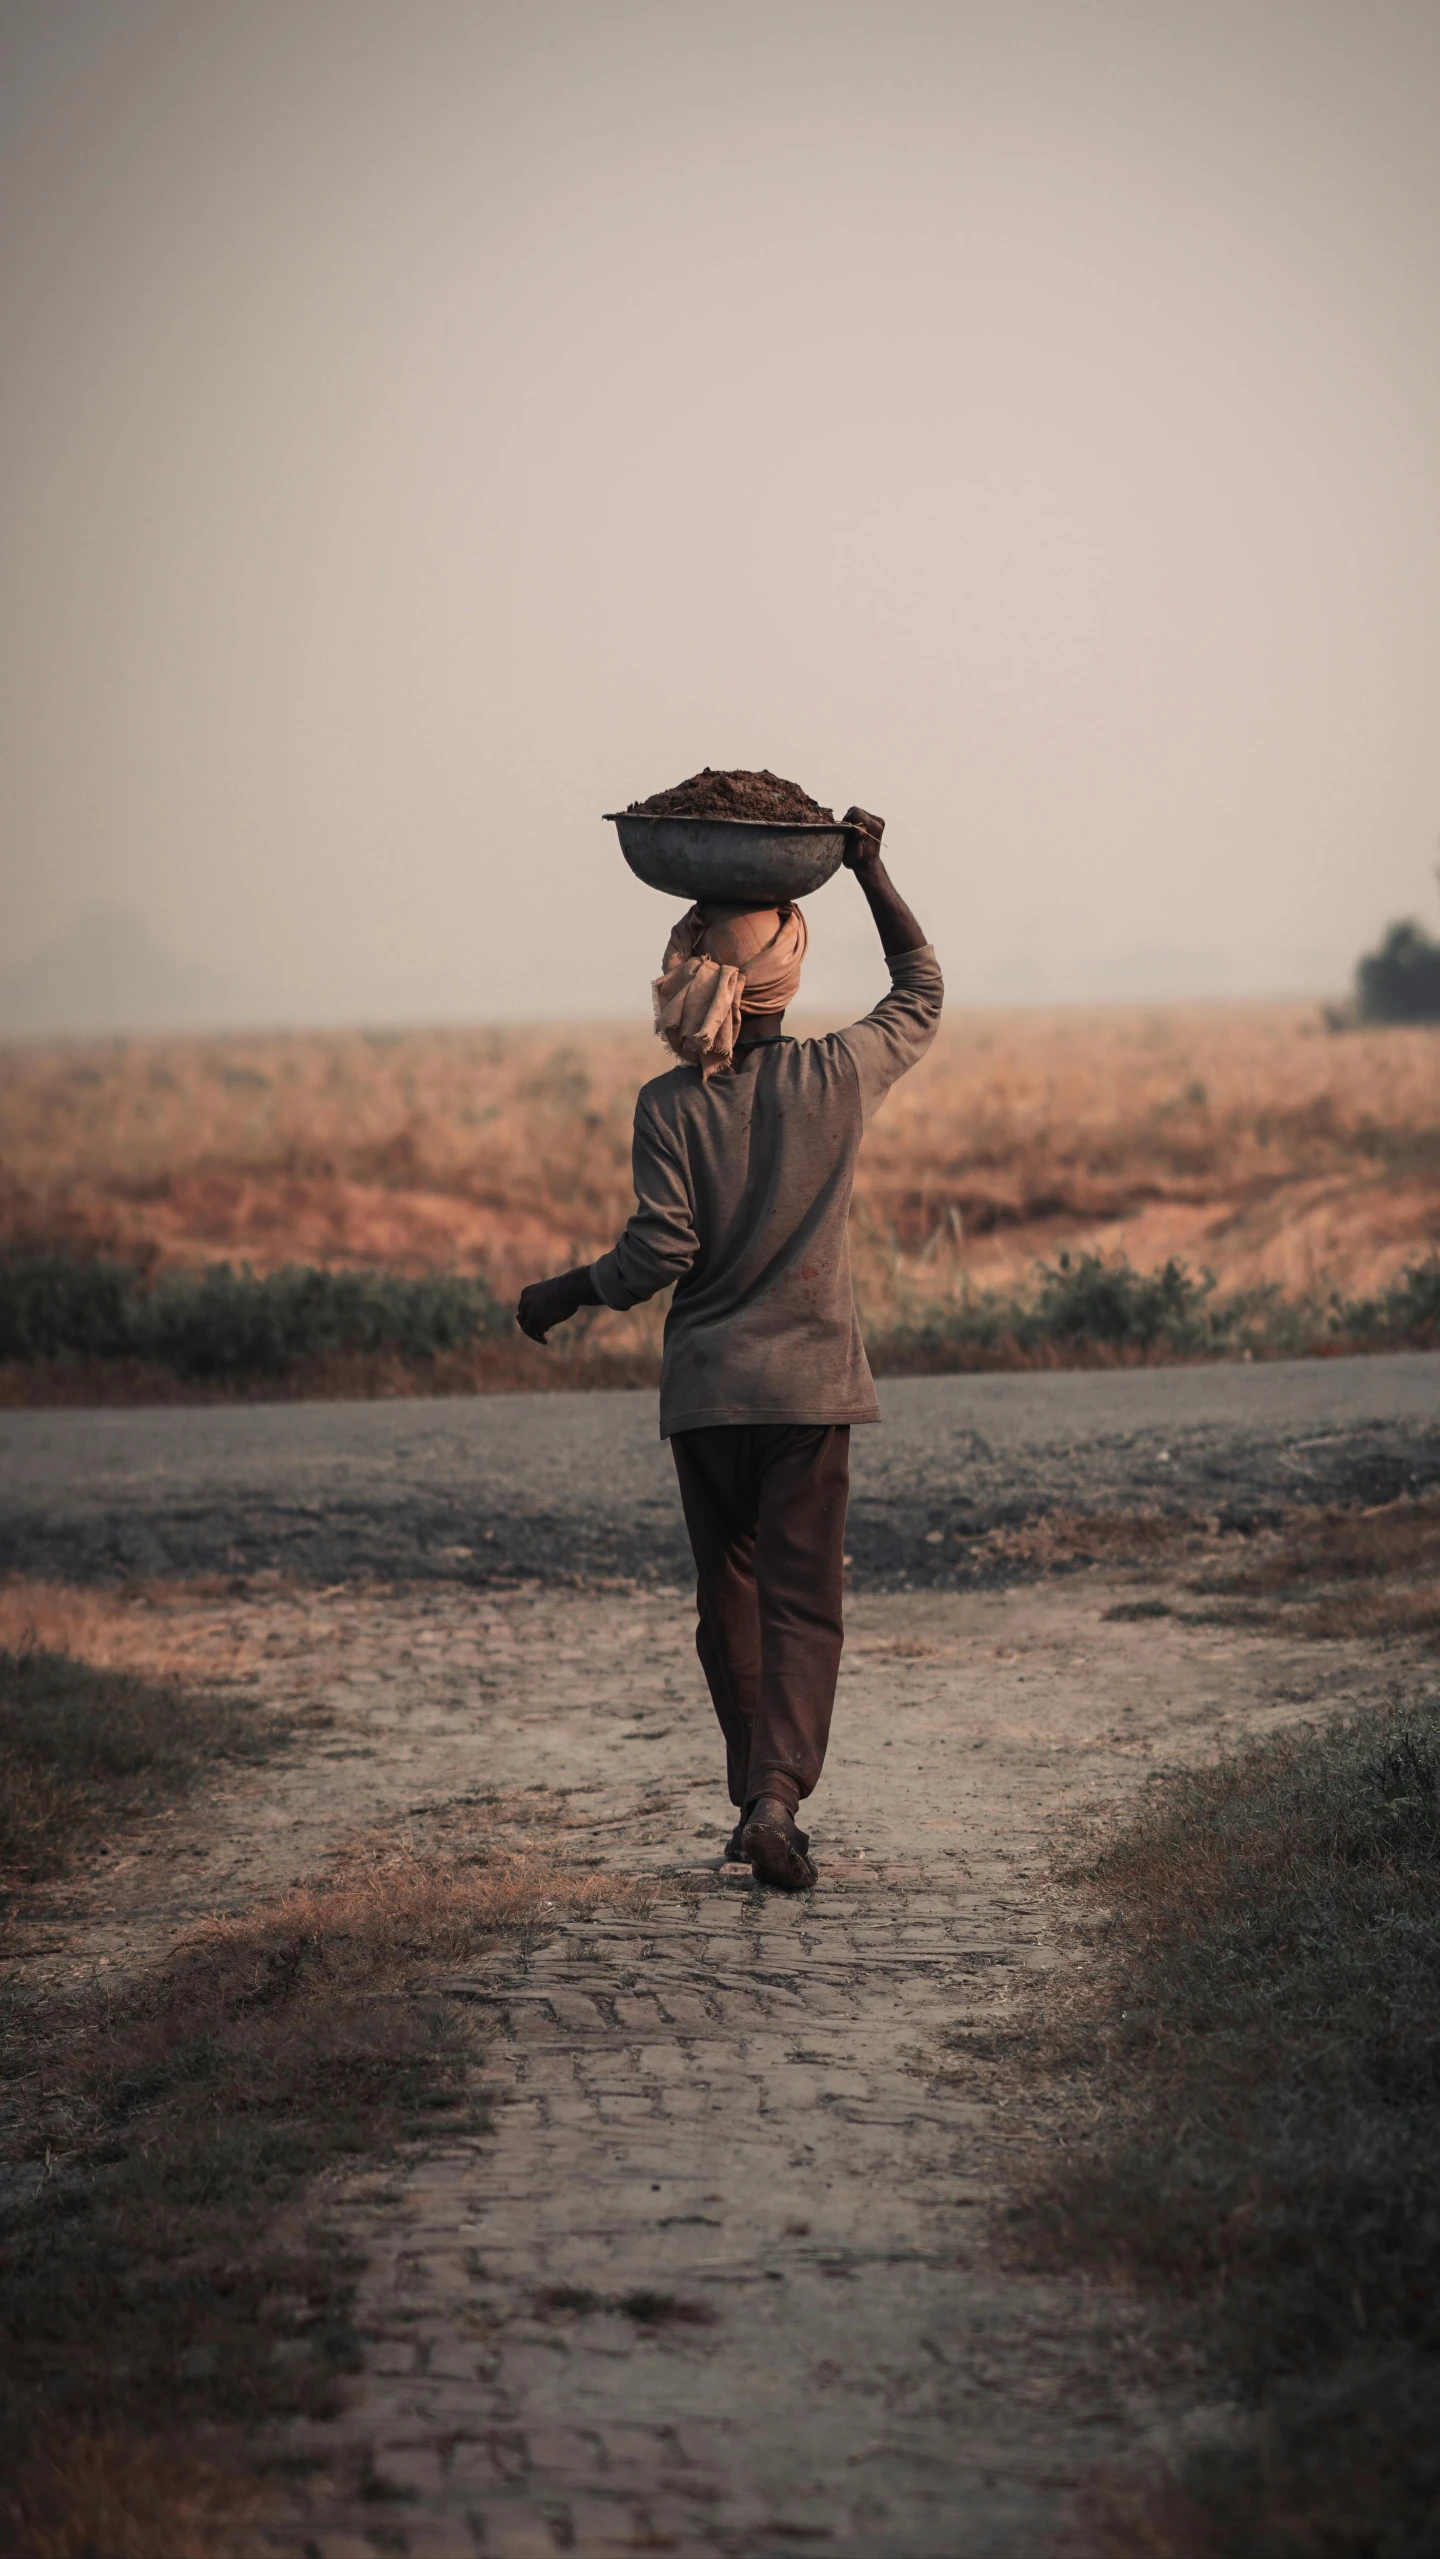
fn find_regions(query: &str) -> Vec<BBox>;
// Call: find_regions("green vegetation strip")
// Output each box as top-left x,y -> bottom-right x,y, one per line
875,1246 -> 1440,1368
0,1255 -> 512,1376
2,1247 -> 1438,1386
1027,1687 -> 1440,2556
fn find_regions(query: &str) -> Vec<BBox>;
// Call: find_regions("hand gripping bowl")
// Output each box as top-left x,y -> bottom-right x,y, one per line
605,811 -> 849,905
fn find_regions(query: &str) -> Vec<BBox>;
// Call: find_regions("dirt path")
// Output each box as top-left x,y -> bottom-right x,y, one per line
8,1561 -> 1401,2553
8,1362 -> 1434,2550
8,1567 -> 1374,2558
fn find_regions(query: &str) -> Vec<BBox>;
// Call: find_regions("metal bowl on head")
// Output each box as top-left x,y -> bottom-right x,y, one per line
605,812 -> 848,906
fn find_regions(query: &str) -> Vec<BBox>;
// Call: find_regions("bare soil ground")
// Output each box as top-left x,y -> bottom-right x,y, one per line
5,1561 -> 1419,2557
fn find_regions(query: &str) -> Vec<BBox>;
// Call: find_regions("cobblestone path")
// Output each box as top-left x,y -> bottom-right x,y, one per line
300,1903 -> 1123,2558
231,1573 -> 1357,2559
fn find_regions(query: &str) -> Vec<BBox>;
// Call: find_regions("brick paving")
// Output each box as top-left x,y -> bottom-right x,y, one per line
270,1896 -> 1121,2556
228,1572 -> 1361,2558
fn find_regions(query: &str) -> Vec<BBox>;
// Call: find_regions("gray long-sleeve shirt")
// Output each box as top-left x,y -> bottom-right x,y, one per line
590,944 -> 944,1437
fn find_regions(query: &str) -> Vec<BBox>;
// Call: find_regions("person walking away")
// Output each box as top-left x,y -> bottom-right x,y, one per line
517,811 -> 942,1889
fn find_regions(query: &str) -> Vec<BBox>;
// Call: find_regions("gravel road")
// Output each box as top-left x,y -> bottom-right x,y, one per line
2,1353 -> 1436,1588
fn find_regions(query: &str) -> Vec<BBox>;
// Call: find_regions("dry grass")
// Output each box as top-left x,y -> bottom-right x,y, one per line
860,999 -> 1440,1305
196,1827 -> 653,1968
0,1021 -> 659,1304
0,1576 -> 305,1899
2,1811 -> 651,2558
973,1510 -> 1199,1574
1098,1494 -> 1440,1651
0,1577 -> 258,1684
1027,1692 -> 1440,2555
6,2439 -> 240,2559
0,1646 -> 285,1894
1023,1529 -> 1440,2555
1187,1491 -> 1440,1601
4,1003 -> 1438,1339
1265,1581 -> 1440,1644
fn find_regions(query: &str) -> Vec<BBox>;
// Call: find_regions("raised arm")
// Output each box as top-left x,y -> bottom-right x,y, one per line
842,808 -> 927,955
830,807 -> 943,1116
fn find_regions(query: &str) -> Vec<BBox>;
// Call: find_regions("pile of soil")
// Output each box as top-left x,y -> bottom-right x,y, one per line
626,767 -> 835,824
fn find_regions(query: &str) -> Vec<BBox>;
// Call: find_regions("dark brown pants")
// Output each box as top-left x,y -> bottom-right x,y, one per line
669,1423 -> 851,1817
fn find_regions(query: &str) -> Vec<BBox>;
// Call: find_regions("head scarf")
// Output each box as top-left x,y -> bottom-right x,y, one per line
653,902 -> 808,1077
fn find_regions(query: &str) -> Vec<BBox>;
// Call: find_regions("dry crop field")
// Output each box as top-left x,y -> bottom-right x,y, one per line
3,1000 -> 1437,1347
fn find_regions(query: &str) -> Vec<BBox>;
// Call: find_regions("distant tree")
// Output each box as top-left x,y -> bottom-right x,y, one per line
1355,882 -> 1440,1024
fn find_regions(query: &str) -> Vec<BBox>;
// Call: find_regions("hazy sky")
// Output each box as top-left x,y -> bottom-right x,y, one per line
3,0 -> 1439,1025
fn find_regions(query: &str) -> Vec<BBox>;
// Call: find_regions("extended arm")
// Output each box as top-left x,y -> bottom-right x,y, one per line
842,807 -> 927,956
515,1097 -> 697,1344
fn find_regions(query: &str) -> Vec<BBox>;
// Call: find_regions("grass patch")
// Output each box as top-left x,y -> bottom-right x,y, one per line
1,1245 -> 1437,1403
0,1645 -> 283,1895
2,2436 -> 240,2559
1025,1686 -> 1440,2555
1191,1493 -> 1440,1596
1177,1495 -> 1440,1651
1,1830 -> 651,2556
871,1246 -> 1440,1373
0,1255 -> 513,1376
1091,1497 -> 1440,1653
0,1578 -> 259,1682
